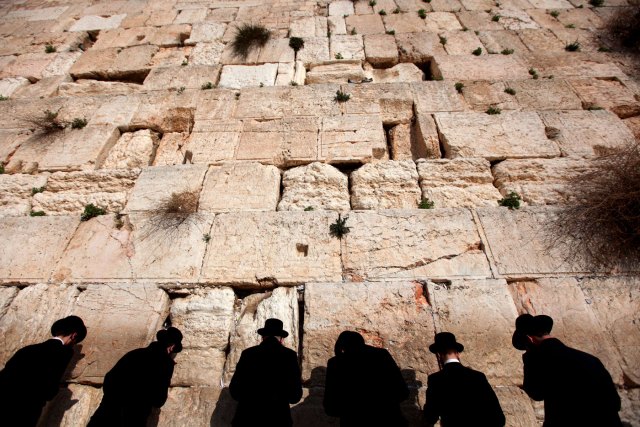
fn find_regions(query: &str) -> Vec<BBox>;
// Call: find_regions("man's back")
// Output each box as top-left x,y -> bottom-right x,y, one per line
423,363 -> 505,427
523,338 -> 621,427
230,337 -> 302,427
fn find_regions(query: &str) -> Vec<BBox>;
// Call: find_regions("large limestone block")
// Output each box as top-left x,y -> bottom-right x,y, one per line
290,16 -> 328,38
568,78 -> 640,118
70,283 -> 170,384
185,22 -> 226,45
0,53 -> 55,82
153,387 -> 221,427
364,34 -> 398,67
396,33 -> 446,63
172,348 -> 226,387
319,115 -> 387,164
329,1 -> 356,16
0,77 -> 30,97
170,288 -> 235,351
413,113 -> 442,159
291,388 -> 340,427
428,279 -> 522,385
303,281 -> 438,386
529,52 -> 626,79
330,35 -> 365,60
509,278 -> 624,384
344,83 -> 413,125
620,389 -> 640,427
233,85 -> 340,120
305,62 -> 366,84
382,13 -> 428,34
191,42 -> 225,66
410,81 -> 466,113
236,117 -> 318,166
296,37 -> 331,67
53,212 -> 213,282
0,284 -> 79,366
126,165 -> 208,212
41,52 -> 83,78
370,63 -> 423,84
278,162 -> 350,211
201,212 -> 342,286
435,112 -> 560,160
143,65 -> 222,91
417,158 -> 502,208
477,207 -> 595,277
492,158 -> 593,205
70,45 -> 158,82
539,110 -> 636,158
32,169 -> 138,216
345,14 -> 385,35
351,160 -> 422,210
128,92 -> 196,134
424,12 -> 464,32
91,95 -> 140,128
70,15 -> 127,31
342,210 -> 491,280
441,30 -> 485,55
507,79 -> 583,111
0,216 -> 79,282
199,163 -> 281,212
494,387 -> 538,427
102,130 -> 159,169
5,6 -> 70,22
224,287 -> 299,382
38,384 -> 102,427
218,64 -> 278,89
0,287 -> 18,320
0,173 -> 48,216
579,277 -> 640,386
431,55 -> 530,81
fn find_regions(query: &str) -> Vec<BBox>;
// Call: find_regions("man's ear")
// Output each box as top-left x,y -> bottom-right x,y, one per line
69,332 -> 78,344
167,344 -> 176,354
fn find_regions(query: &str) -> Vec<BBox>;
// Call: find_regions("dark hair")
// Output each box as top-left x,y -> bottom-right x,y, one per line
156,327 -> 183,353
51,316 -> 87,343
334,331 -> 365,356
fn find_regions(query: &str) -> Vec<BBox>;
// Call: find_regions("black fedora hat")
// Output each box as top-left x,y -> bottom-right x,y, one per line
157,327 -> 183,353
429,332 -> 464,354
257,318 -> 289,338
512,314 -> 553,350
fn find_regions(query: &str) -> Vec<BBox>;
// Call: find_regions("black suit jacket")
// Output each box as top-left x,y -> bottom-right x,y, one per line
324,345 -> 409,427
522,338 -> 622,427
88,342 -> 175,427
229,337 -> 303,427
0,339 -> 73,427
423,362 -> 505,427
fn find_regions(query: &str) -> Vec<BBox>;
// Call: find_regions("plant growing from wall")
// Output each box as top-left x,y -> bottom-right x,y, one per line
45,44 -> 56,53
498,191 -> 521,209
81,203 -> 106,221
31,186 -> 45,195
201,82 -> 214,90
418,9 -> 427,19
455,82 -> 464,93
23,109 -> 67,134
330,214 -> 350,239
71,118 -> 88,129
30,210 -> 46,216
335,90 -> 351,102
140,190 -> 202,241
565,40 -> 581,51
504,87 -> 516,95
472,47 -> 482,55
501,48 -> 514,55
289,37 -> 305,52
231,24 -> 271,58
486,106 -> 501,114
418,198 -> 435,209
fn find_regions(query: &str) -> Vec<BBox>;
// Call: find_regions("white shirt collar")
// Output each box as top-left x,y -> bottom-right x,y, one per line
53,337 -> 65,345
444,358 -> 460,365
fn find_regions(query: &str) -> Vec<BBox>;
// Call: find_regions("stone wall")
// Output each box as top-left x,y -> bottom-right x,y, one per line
0,0 -> 639,426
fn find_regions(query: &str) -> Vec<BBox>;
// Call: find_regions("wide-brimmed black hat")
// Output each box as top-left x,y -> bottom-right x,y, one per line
512,314 -> 553,350
257,318 -> 289,338
429,332 -> 464,354
51,315 -> 87,343
157,327 -> 183,353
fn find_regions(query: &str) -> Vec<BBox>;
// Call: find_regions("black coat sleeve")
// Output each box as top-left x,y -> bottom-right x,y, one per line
323,357 -> 341,417
478,373 -> 505,427
422,375 -> 441,427
150,360 -> 174,408
286,351 -> 303,404
522,350 -> 545,401
229,351 -> 248,402
42,346 -> 73,401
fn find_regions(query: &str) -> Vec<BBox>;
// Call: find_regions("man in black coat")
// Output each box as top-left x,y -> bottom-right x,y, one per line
229,318 -> 303,427
0,315 -> 87,427
87,327 -> 183,427
423,332 -> 505,427
513,314 -> 622,427
323,331 -> 409,427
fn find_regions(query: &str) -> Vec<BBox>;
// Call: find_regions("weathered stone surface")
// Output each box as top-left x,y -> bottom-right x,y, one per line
568,78 -> 640,117
345,14 -> 385,35
396,32 -> 445,62
329,1 -> 355,16
383,13 -> 428,34
492,158 -> 593,205
432,55 -> 530,81
440,30 -> 485,55
128,92 -> 196,134
70,283 -> 170,384
477,30 -> 528,55
429,279 -> 522,385
0,77 -> 30,97
0,217 -> 79,282
0,173 -> 48,216
126,165 -> 207,212
330,35 -> 365,60
624,116 -> 640,140
507,79 -> 583,110
413,113 -> 442,159
388,123 -> 412,160
579,277 -> 640,386
477,207 -> 594,277
296,37 -> 331,66
529,52 -> 626,79
320,115 -> 387,164
351,160 -> 421,210
0,284 -> 79,365
5,6 -> 70,22
31,169 -> 138,216
364,34 -> 398,67
620,388 -> 640,427
494,387 -> 538,427
289,16 -> 328,38
190,42 -> 225,66
0,53 -> 55,82
153,133 -> 190,166
143,65 -> 222,91
201,212 -> 342,286
303,281 -> 437,386
370,63 -> 423,83
417,158 -> 502,208
342,210 -> 491,280
70,14 -> 127,31
38,384 -> 102,427
199,162 -> 281,212
509,277 -> 624,384
0,287 -> 18,320
291,388 -> 340,427
69,45 -> 158,82
185,22 -> 226,45
58,79 -> 141,97
224,287 -> 299,382
278,162 -> 350,211
424,12 -> 463,32
153,387 -> 220,427
411,81 -> 466,113
41,52 -> 82,78
435,112 -> 560,160
539,110 -> 636,157
306,62 -> 365,84
172,347 -> 226,387
218,63 -> 278,89
102,130 -> 159,169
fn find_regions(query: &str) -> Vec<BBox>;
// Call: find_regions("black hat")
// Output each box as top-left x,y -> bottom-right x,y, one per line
157,327 -> 183,353
512,314 -> 553,351
429,332 -> 464,354
257,318 -> 289,338
334,331 -> 365,356
51,316 -> 87,343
